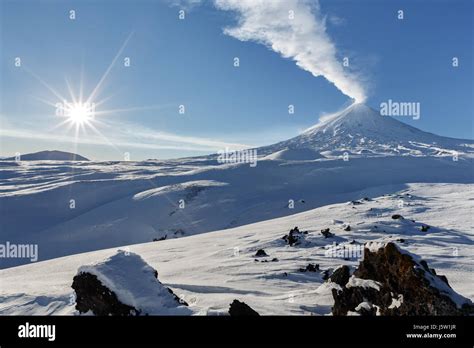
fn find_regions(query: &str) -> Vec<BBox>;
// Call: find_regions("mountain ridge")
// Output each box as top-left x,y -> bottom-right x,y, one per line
257,103 -> 474,159
2,150 -> 89,161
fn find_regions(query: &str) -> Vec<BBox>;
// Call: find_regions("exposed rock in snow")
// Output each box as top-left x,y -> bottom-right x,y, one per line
254,249 -> 268,257
228,300 -> 259,316
282,226 -> 307,246
0,183 -> 473,315
332,243 -> 474,315
72,250 -> 191,316
72,272 -> 139,316
320,228 -> 334,238
328,265 -> 351,287
299,263 -> 320,272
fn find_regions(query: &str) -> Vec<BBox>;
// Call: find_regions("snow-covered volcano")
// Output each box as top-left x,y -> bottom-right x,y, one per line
1,103 -> 473,269
259,103 -> 473,159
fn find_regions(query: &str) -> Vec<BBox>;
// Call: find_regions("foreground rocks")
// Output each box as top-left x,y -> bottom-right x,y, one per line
282,226 -> 307,246
72,272 -> 139,316
320,228 -> 334,238
331,242 -> 474,316
228,300 -> 260,316
72,250 -> 190,316
329,265 -> 351,287
254,249 -> 268,257
299,263 -> 320,272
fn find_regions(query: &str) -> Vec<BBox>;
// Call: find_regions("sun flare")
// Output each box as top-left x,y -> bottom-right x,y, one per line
65,103 -> 95,125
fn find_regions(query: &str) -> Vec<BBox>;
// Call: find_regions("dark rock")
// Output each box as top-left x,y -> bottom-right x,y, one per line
71,251 -> 187,316
299,263 -> 319,272
438,275 -> 450,287
419,260 -> 430,271
168,288 -> 189,306
321,228 -> 334,238
228,300 -> 260,316
391,214 -> 403,220
343,225 -> 351,231
329,265 -> 351,287
72,273 -> 140,316
282,226 -> 306,246
351,200 -> 362,205
396,238 -> 405,243
271,258 -> 279,262
331,243 -> 474,316
420,225 -> 430,232
153,235 -> 167,242
255,249 -> 268,257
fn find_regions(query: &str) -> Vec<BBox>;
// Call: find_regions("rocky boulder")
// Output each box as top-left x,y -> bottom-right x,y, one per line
329,265 -> 351,287
332,242 -> 474,316
254,249 -> 268,257
72,250 -> 191,316
228,300 -> 260,316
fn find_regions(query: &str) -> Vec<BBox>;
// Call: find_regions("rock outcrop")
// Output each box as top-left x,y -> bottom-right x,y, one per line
331,242 -> 474,316
282,227 -> 307,246
228,300 -> 260,316
72,250 -> 190,316
254,249 -> 268,257
329,265 -> 351,287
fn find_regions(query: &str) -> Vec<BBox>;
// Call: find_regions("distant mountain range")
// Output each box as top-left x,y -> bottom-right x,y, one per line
2,150 -> 89,161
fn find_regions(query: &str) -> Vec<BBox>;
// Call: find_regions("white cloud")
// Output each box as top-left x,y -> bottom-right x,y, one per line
327,14 -> 346,27
214,0 -> 366,102
0,119 -> 252,154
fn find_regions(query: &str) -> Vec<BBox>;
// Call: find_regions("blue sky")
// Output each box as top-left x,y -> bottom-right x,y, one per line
0,0 -> 472,160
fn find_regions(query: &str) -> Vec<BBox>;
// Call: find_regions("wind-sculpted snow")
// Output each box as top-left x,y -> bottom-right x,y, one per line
0,160 -> 473,267
0,155 -> 472,268
0,183 -> 472,315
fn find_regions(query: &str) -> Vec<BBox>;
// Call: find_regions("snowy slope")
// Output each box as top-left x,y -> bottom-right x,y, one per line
0,183 -> 472,315
1,104 -> 473,268
1,155 -> 471,268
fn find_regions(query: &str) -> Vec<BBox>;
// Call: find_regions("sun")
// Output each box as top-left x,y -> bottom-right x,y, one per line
65,103 -> 95,125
